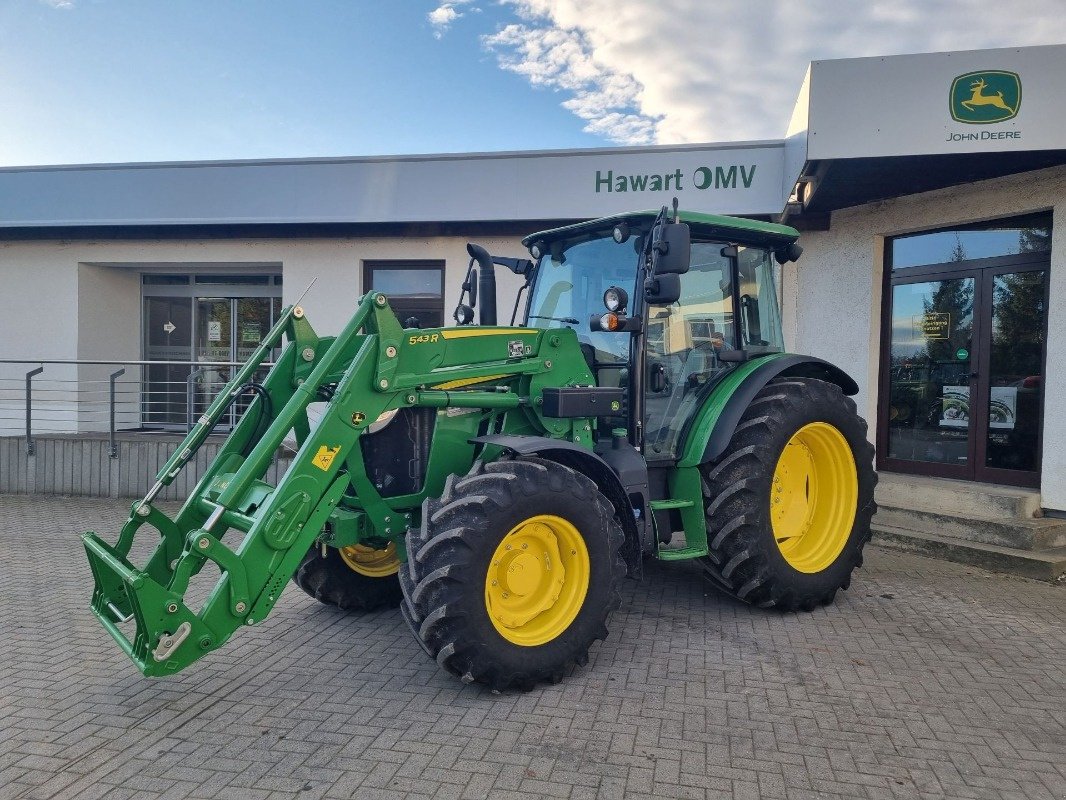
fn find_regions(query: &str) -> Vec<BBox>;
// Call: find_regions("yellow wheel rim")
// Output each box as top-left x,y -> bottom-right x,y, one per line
339,542 -> 401,578
770,422 -> 858,574
484,514 -> 590,647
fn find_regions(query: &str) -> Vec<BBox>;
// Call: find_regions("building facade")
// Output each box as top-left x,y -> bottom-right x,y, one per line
1,44 -> 1063,513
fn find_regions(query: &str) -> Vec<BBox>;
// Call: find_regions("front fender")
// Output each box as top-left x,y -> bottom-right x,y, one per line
677,353 -> 859,468
471,434 -> 649,577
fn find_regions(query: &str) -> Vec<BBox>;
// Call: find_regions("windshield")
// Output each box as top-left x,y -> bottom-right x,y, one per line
525,234 -> 638,363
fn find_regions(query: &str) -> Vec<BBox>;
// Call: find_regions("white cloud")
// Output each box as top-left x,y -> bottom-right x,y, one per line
428,1 -> 476,39
481,0 -> 1065,145
40,0 -> 75,7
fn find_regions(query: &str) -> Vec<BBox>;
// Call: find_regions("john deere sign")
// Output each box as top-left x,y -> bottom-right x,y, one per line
803,45 -> 1061,159
950,70 -> 1021,124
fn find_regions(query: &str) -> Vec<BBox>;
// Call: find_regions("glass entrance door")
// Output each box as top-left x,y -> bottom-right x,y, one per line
977,266 -> 1047,482
883,275 -> 976,478
142,275 -> 282,429
880,259 -> 1048,487
191,297 -> 279,424
144,296 -> 193,425
192,298 -> 235,423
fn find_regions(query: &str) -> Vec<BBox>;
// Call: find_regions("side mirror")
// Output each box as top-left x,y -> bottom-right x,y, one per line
652,223 -> 691,275
644,273 -> 681,305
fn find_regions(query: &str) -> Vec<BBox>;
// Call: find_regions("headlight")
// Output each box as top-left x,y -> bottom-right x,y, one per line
603,286 -> 628,313
529,242 -> 543,259
613,222 -> 630,243
454,304 -> 474,325
599,313 -> 620,332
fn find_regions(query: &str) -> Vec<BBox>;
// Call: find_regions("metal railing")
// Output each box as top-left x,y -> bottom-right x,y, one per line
0,358 -> 275,456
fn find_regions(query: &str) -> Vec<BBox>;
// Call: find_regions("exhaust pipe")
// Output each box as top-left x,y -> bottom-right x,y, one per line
467,243 -> 496,326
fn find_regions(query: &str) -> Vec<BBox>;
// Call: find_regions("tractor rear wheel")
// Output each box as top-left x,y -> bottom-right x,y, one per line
700,377 -> 876,611
293,542 -> 404,611
400,456 -> 625,691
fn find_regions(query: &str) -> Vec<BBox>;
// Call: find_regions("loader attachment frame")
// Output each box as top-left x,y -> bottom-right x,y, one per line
83,292 -> 595,676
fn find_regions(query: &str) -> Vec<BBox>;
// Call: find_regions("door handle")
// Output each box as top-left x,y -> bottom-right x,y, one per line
969,372 -> 980,379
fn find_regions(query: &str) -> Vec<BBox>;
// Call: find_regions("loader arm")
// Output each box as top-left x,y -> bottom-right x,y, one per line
83,292 -> 595,676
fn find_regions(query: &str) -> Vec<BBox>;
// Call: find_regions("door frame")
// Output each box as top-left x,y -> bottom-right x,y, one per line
876,251 -> 1049,488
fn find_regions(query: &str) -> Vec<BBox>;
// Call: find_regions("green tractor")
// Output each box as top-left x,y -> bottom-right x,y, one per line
83,206 -> 876,691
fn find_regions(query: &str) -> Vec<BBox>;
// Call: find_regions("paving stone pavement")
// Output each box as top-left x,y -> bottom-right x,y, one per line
0,494 -> 1063,800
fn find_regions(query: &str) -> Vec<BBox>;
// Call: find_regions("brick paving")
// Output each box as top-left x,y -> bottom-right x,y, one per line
0,494 -> 1063,800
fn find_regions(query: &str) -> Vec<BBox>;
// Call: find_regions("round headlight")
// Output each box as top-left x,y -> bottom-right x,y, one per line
454,304 -> 474,325
530,242 -> 543,260
612,222 -> 630,244
603,286 -> 628,313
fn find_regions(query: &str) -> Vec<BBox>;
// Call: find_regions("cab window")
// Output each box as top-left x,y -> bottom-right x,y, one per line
644,242 -> 735,458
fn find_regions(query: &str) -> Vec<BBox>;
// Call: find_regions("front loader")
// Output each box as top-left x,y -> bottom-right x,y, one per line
83,205 -> 876,690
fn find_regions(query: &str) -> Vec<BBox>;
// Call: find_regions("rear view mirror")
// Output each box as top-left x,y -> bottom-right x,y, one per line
644,273 -> 681,305
652,223 -> 691,275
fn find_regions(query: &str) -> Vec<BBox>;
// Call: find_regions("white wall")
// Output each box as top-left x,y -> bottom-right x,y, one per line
783,164 -> 1066,511
0,241 -> 82,434
77,264 -> 142,432
0,233 -> 530,435
282,235 -> 527,335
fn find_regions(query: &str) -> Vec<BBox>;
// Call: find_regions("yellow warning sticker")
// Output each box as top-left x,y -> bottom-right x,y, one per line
311,445 -> 341,471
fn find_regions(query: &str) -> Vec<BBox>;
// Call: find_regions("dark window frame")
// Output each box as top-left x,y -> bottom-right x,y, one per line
363,259 -> 446,328
877,220 -> 1051,487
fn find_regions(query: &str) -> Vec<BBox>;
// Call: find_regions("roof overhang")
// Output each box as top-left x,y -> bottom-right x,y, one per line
799,149 -> 1066,214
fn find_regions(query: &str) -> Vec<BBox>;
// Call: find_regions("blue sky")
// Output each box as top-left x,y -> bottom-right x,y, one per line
0,0 -> 1061,166
0,1 -> 599,165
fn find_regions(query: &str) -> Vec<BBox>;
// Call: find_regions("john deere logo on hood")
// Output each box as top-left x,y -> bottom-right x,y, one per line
950,71 -> 1021,124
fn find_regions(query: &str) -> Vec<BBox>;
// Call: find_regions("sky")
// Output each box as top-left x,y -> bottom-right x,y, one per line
0,0 -> 1062,167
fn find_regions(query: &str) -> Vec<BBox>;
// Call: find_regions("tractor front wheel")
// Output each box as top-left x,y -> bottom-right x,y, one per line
400,457 -> 625,691
700,377 -> 876,611
293,542 -> 404,612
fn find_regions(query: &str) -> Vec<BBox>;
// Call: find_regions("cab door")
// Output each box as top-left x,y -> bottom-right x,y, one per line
643,243 -> 735,460
644,242 -> 786,461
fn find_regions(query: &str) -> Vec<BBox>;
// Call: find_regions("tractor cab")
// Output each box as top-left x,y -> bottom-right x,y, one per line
517,208 -> 804,460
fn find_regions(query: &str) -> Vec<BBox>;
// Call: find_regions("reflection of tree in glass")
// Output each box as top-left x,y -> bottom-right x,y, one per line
991,272 -> 1044,380
922,277 -> 973,364
1018,226 -> 1050,254
949,236 -> 966,263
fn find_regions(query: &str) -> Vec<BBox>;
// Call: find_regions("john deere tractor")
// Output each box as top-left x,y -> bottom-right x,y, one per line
83,206 -> 876,691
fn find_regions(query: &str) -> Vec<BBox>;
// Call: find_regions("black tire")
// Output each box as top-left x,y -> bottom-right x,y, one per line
700,377 -> 876,611
293,546 -> 403,612
400,456 -> 625,691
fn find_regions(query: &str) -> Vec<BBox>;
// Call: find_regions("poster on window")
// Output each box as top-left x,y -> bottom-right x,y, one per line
941,385 -> 1017,430
988,386 -> 1017,430
940,386 -> 969,428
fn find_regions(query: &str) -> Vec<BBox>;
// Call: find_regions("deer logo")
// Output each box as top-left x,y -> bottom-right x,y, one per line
950,70 -> 1021,124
